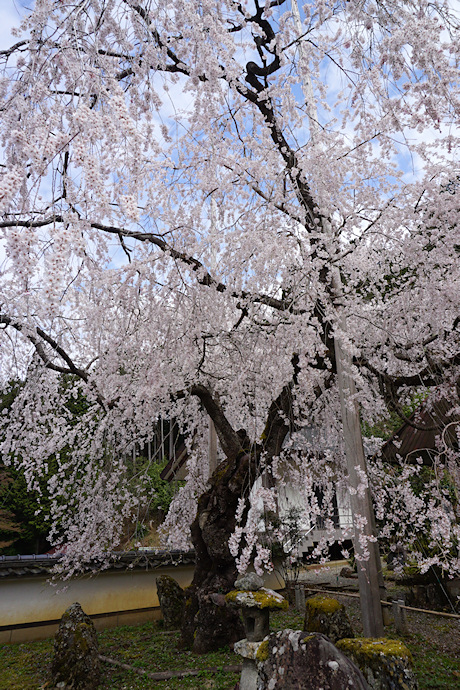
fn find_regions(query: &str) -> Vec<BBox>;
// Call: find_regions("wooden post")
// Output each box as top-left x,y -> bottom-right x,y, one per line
333,301 -> 385,638
292,0 -> 385,638
392,599 -> 408,634
295,584 -> 306,613
169,420 -> 174,460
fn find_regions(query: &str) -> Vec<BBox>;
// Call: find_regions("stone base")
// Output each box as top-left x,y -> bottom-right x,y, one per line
240,658 -> 259,690
303,594 -> 354,643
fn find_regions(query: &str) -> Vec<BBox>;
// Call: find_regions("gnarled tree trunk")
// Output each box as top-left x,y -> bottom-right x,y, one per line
180,361 -> 299,652
180,449 -> 253,652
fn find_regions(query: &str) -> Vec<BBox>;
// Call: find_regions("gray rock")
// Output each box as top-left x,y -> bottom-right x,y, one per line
234,638 -> 266,659
51,602 -> 100,690
303,593 -> 354,643
156,574 -> 185,629
209,592 -> 227,607
340,566 -> 358,578
337,638 -> 418,690
235,573 -> 264,591
256,631 -> 369,689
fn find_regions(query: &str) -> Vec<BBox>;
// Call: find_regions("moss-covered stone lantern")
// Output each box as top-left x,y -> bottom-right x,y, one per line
225,573 -> 288,690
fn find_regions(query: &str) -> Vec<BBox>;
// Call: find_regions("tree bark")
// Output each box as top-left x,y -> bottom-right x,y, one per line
179,448 -> 253,652
181,366 -> 298,652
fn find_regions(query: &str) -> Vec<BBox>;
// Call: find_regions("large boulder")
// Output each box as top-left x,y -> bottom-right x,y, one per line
51,602 -> 100,690
303,594 -> 354,643
337,638 -> 418,690
256,630 -> 369,689
156,574 -> 185,629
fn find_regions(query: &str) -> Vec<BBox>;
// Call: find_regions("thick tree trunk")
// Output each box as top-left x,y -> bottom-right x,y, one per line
179,449 -> 255,652
182,367 -> 298,652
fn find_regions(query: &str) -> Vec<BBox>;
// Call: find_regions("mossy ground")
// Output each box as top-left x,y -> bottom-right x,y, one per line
0,621 -> 240,690
0,598 -> 458,689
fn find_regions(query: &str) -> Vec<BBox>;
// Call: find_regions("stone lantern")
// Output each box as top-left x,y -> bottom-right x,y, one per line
226,573 -> 288,690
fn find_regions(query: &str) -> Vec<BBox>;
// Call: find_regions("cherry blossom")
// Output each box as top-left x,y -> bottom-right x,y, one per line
0,1 -> 458,638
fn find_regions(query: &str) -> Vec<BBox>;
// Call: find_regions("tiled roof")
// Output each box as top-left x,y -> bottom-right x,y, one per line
0,549 -> 195,578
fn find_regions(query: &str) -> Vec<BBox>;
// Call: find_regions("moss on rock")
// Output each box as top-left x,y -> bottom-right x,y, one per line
225,587 -> 288,610
255,638 -> 269,662
337,637 -> 413,661
303,594 -> 354,643
337,637 -> 418,690
51,602 -> 100,690
256,631 -> 369,690
156,575 -> 185,629
305,594 -> 343,614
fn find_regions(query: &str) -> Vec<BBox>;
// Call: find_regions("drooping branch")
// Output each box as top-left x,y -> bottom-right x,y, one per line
121,0 -> 319,229
236,82 -> 319,227
359,350 -> 460,393
358,349 -> 460,431
0,314 -> 115,410
0,215 -> 305,314
0,314 -> 89,382
262,353 -> 300,458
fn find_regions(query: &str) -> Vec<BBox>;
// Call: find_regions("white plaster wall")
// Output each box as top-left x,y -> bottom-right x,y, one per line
0,563 -> 283,631
0,565 -> 193,627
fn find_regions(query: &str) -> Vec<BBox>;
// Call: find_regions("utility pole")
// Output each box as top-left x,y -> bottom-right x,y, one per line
292,0 -> 385,637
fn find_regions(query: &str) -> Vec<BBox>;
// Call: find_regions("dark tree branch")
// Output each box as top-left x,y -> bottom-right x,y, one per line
0,314 -> 89,382
357,351 -> 460,430
0,314 -> 114,410
261,353 -> 300,458
0,40 -> 28,57
189,384 -> 243,458
0,214 -> 305,313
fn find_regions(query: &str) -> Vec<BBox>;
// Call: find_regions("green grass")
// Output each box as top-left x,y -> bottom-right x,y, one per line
97,621 -> 239,689
0,609 -> 458,689
0,637 -> 53,690
0,621 -> 240,690
412,649 -> 460,689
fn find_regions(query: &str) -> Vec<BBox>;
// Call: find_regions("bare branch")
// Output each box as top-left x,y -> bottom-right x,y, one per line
0,40 -> 28,58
